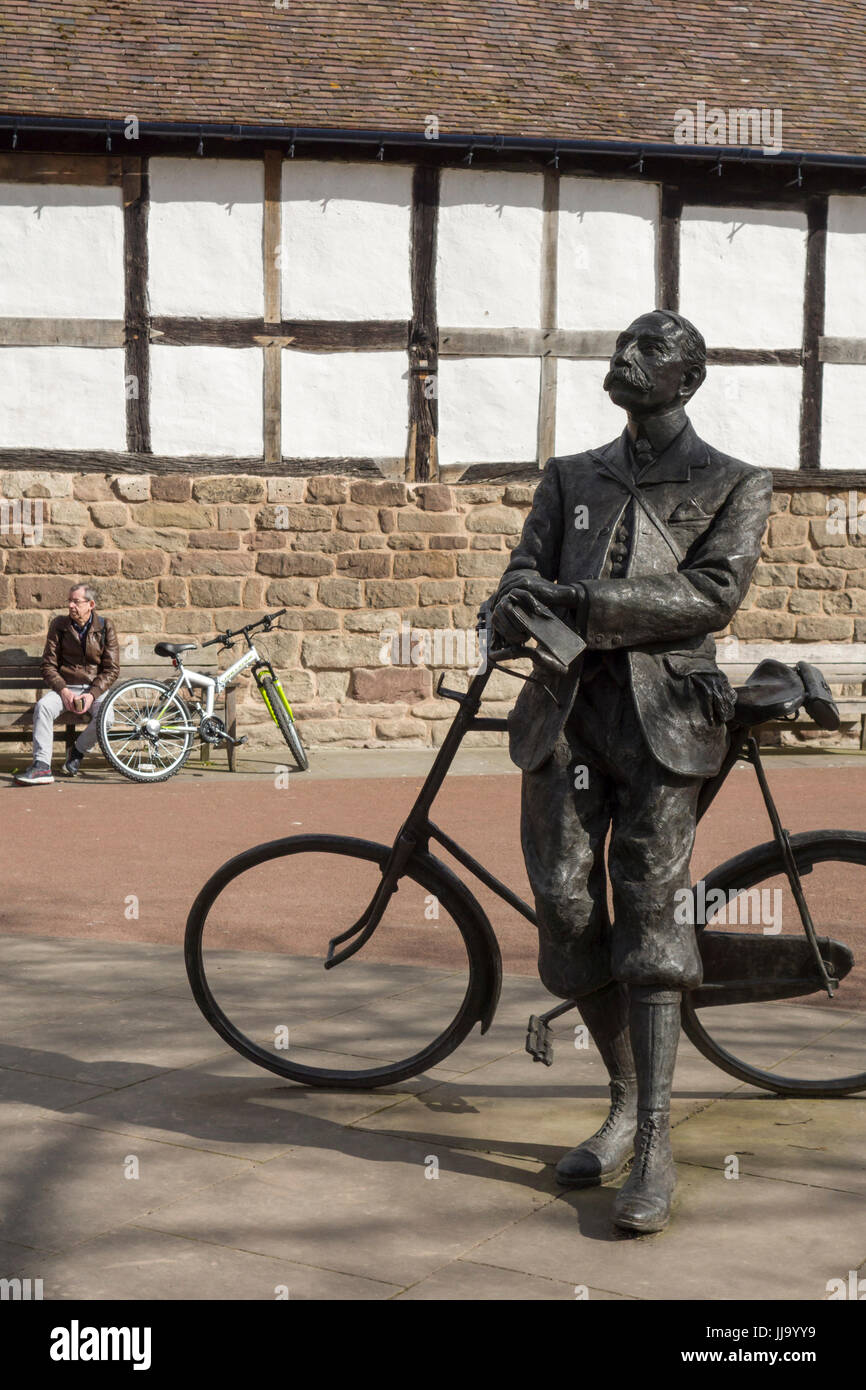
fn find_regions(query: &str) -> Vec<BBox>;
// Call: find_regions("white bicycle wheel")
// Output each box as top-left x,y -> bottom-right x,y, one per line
98,679 -> 196,783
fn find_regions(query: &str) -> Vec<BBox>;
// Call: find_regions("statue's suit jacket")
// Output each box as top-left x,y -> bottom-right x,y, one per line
496,422 -> 773,777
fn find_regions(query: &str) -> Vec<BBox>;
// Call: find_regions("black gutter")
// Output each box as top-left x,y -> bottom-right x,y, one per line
0,113 -> 865,170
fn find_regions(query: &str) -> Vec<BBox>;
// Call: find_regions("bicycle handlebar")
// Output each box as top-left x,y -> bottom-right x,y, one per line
201,608 -> 287,648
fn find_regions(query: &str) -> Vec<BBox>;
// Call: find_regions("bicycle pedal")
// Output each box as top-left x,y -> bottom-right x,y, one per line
526,1014 -> 554,1066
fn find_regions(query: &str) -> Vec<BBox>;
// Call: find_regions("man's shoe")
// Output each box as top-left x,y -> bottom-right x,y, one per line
63,746 -> 84,777
612,1109 -> 677,1233
554,1078 -> 638,1188
14,761 -> 54,785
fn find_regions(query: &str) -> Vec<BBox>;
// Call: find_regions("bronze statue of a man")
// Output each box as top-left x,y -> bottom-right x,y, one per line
489,310 -> 772,1232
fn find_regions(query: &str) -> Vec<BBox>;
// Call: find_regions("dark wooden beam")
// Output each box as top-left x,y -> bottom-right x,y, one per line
122,157 -> 151,454
0,152 -> 123,185
707,348 -> 802,365
819,337 -> 866,364
149,317 -> 409,350
658,185 -> 682,310
408,163 -> 440,482
0,451 -> 397,477
799,195 -> 828,471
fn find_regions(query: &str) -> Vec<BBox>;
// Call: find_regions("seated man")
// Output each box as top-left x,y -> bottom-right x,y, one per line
14,583 -> 120,785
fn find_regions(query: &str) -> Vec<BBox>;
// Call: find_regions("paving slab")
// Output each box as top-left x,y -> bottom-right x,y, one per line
673,1093 -> 866,1195
464,1162 -> 866,1301
394,1258 -> 631,1300
53,1050 -> 460,1160
137,1128 -> 561,1287
0,1117 -> 251,1254
0,1226 -> 400,1301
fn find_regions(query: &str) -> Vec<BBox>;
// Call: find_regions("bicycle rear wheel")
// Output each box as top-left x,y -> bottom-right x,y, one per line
184,834 -> 500,1088
682,830 -> 866,1096
98,678 -> 195,783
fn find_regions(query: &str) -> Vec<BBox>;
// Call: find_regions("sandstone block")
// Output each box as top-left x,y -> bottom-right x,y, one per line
267,478 -> 306,503
306,475 -> 349,504
0,610 -> 47,634
393,551 -> 456,579
418,580 -> 462,605
504,484 -> 537,505
316,671 -> 351,700
798,564 -> 846,590
365,580 -> 418,608
465,505 -> 523,534
188,577 -> 243,607
430,535 -> 468,549
396,510 -> 459,533
457,551 -> 509,578
790,490 -> 832,516
89,502 -> 128,528
171,552 -> 254,576
219,505 -> 251,530
413,484 -> 453,512
337,504 -> 377,532
386,534 -> 426,550
122,552 -> 166,580
375,717 -> 427,741
753,562 -> 799,587
336,552 -> 390,578
263,579 -> 317,607
192,477 -> 265,504
151,476 -> 192,502
83,532 -> 106,548
49,499 -> 90,526
2,471 -> 72,498
4,548 -> 119,576
350,481 -> 408,507
730,611 -> 797,640
787,590 -> 821,614
256,552 -> 333,577
158,578 -> 187,607
318,578 -> 364,608
73,476 -> 114,502
297,718 -> 372,744
301,634 -> 385,669
112,475 -> 150,502
795,616 -> 854,640
344,609 -> 400,632
351,666 -> 431,701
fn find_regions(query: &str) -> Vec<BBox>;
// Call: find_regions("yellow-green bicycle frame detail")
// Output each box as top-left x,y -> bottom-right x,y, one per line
258,670 -> 295,724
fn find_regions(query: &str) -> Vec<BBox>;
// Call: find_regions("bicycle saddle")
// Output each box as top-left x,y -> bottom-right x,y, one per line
154,642 -> 196,658
733,658 -> 805,725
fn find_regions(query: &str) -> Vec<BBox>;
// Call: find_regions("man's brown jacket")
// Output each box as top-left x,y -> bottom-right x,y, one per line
42,614 -> 120,698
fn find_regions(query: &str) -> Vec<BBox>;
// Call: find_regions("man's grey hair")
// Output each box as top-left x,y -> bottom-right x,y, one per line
658,311 -> 707,372
69,583 -> 97,604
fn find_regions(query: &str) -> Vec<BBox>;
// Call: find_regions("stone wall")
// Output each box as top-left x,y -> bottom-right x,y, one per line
1,469 -> 864,752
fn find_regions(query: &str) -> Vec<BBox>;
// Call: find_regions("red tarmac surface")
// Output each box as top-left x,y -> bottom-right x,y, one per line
3,761 -> 865,987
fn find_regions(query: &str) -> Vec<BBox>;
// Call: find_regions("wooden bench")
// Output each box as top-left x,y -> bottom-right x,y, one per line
0,653 -> 239,770
717,643 -> 866,749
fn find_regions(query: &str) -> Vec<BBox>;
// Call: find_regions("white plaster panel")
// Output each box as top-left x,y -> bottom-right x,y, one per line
820,365 -> 866,469
557,179 -> 659,330
679,207 -> 807,348
437,358 -> 540,467
437,170 -> 544,328
280,162 -> 411,320
0,184 -> 124,318
687,364 -> 801,469
149,346 -> 263,455
0,347 -> 126,448
281,350 -> 408,457
554,359 -> 626,456
148,159 -> 264,317
826,197 -> 866,337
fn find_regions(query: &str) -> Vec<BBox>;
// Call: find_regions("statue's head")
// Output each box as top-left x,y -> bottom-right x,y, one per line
604,310 -> 706,417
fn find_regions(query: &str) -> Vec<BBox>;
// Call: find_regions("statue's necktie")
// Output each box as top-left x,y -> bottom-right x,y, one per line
632,436 -> 657,475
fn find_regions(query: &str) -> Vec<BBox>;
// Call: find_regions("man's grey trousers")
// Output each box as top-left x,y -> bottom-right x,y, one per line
32,685 -> 110,765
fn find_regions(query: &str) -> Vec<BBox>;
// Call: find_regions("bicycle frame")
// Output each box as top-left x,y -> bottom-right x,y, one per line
324,628 -> 835,1017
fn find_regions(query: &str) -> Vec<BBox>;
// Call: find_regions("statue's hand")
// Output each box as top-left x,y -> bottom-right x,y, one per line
508,575 -> 578,610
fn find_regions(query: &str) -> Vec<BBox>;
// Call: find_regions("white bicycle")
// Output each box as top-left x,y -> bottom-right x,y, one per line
97,608 -> 308,782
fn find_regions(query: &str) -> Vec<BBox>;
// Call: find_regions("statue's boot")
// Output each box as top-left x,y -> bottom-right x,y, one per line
555,980 -> 637,1188
613,986 -> 680,1234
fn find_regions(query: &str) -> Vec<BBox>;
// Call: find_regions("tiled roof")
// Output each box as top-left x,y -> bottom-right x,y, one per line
0,1 -> 862,158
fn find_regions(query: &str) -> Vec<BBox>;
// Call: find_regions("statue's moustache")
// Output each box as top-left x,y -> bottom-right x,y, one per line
604,365 -> 650,392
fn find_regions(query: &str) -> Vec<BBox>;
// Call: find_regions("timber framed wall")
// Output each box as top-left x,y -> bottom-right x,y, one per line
1,144 -> 866,488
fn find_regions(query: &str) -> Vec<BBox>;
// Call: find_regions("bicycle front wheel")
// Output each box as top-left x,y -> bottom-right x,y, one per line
98,678 -> 195,783
261,674 -> 308,771
184,835 -> 499,1088
682,830 -> 866,1097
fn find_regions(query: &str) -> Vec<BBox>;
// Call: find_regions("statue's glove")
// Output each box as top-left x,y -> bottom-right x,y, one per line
491,578 -> 585,646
